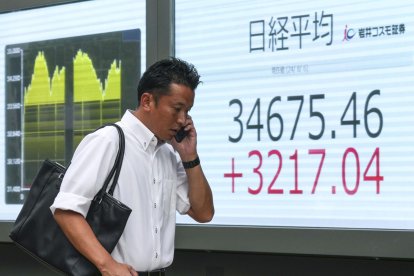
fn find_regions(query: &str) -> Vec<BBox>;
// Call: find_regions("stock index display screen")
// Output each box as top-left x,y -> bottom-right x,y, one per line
5,30 -> 140,204
175,0 -> 414,231
0,0 -> 145,219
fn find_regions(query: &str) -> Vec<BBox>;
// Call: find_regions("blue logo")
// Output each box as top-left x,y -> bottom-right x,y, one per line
343,25 -> 355,41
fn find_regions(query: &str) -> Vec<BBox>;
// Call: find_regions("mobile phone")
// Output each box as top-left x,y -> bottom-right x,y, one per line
175,127 -> 188,143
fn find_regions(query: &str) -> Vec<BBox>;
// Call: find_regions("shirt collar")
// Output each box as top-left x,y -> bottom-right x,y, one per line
121,110 -> 163,151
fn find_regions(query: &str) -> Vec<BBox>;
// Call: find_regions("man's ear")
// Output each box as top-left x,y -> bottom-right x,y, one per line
140,93 -> 153,111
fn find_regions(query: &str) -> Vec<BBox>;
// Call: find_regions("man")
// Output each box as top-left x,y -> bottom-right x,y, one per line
51,57 -> 214,275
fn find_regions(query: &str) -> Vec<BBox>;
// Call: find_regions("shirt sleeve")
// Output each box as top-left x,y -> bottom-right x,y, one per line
175,153 -> 191,215
50,127 -> 119,217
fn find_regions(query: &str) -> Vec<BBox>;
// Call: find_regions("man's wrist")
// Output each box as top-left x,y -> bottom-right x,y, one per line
182,156 -> 200,169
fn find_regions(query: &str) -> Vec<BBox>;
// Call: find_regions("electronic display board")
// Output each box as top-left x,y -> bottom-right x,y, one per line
0,0 -> 145,220
175,0 -> 414,231
5,30 -> 140,204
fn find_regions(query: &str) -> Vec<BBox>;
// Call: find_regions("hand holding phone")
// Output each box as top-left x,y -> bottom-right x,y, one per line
174,127 -> 188,143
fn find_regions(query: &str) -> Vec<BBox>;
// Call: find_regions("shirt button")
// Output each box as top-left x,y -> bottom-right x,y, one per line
154,203 -> 157,208
153,178 -> 156,184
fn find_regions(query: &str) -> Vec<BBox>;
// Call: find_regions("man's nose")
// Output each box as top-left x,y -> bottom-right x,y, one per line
177,111 -> 187,125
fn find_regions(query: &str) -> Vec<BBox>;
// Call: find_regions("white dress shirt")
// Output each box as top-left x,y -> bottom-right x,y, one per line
50,110 -> 191,271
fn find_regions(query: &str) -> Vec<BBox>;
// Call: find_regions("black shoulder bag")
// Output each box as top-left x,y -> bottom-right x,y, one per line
9,123 -> 131,276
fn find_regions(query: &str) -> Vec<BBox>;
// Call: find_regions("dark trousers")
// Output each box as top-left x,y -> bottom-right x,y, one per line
136,269 -> 166,276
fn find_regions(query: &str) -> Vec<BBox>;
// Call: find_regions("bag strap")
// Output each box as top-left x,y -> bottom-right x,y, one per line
93,123 -> 125,201
107,124 -> 125,195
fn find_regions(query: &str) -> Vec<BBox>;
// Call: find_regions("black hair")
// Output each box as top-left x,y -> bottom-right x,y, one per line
137,57 -> 201,105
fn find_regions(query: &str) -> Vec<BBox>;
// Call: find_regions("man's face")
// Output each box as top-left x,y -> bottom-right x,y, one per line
149,83 -> 194,141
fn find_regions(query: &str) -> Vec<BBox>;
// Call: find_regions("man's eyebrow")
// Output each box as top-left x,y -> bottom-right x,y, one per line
173,101 -> 192,108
